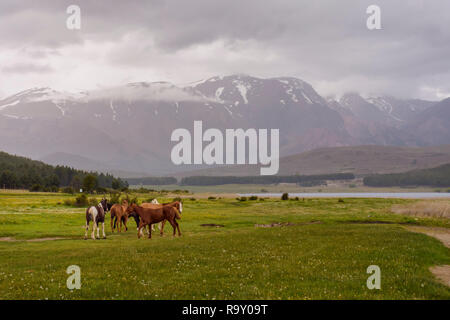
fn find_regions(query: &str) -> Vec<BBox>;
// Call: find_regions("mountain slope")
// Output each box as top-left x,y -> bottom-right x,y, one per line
405,98 -> 450,146
173,145 -> 450,177
0,75 -> 445,175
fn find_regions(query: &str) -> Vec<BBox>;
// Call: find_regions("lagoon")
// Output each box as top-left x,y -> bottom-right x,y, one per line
238,192 -> 450,199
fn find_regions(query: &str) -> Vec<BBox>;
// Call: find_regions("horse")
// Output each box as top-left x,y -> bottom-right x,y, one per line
110,199 -> 129,233
85,198 -> 108,240
138,200 -> 183,235
125,203 -> 181,239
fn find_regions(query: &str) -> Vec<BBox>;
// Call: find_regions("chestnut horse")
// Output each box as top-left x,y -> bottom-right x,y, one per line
125,204 -> 181,239
139,200 -> 183,235
110,199 -> 129,233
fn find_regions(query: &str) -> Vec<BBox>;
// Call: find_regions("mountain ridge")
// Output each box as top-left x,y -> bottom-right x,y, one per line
0,74 -> 447,175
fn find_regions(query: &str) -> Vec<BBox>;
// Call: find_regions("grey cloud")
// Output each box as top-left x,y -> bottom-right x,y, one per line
2,63 -> 53,74
0,0 -> 449,100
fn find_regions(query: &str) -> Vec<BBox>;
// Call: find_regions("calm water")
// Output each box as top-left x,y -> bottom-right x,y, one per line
238,192 -> 450,199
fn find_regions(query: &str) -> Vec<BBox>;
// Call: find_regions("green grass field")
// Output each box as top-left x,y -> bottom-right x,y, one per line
0,191 -> 449,300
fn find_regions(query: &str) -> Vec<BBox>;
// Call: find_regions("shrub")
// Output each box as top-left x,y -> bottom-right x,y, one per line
61,186 -> 75,194
74,194 -> 89,207
173,196 -> 182,202
190,197 -> 196,201
239,197 -> 247,201
281,193 -> 289,200
338,198 -> 344,203
109,192 -> 121,205
208,196 -> 216,200
88,197 -> 98,206
96,186 -> 107,194
249,196 -> 258,200
122,194 -> 139,205
30,184 -> 42,192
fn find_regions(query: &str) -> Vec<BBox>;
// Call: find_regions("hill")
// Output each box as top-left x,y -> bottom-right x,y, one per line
174,145 -> 450,177
363,163 -> 450,187
0,150 -> 126,190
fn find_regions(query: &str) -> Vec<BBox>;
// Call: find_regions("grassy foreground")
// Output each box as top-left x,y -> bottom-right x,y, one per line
0,191 -> 449,299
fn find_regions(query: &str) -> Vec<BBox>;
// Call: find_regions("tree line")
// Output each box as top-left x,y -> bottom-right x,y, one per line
179,173 -> 355,186
0,151 -> 128,192
125,177 -> 177,186
363,163 -> 450,187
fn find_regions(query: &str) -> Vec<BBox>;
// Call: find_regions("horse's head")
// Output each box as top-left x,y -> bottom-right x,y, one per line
176,201 -> 183,213
125,203 -> 138,216
122,199 -> 129,206
100,198 -> 108,212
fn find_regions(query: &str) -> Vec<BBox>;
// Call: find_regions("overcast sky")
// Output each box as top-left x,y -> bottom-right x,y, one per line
1,0 -> 449,100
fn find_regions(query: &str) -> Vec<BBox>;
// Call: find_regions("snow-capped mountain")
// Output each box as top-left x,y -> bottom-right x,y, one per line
0,74 -> 444,176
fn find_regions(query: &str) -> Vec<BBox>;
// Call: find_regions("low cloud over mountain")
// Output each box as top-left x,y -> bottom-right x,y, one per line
0,74 -> 448,176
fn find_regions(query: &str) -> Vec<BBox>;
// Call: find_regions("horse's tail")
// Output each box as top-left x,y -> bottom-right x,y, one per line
173,207 -> 181,220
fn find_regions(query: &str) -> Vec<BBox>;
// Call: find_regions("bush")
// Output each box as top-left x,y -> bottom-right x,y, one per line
239,197 -> 247,201
173,196 -> 182,202
30,184 -> 42,192
338,198 -> 344,203
281,193 -> 289,200
96,186 -> 107,194
61,186 -> 75,194
208,196 -> 216,200
74,194 -> 89,207
190,197 -> 196,201
88,197 -> 98,206
249,196 -> 258,200
121,194 -> 139,205
109,192 -> 121,205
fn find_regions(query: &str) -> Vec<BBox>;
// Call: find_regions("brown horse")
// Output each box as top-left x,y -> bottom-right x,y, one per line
110,199 -> 129,233
125,204 -> 181,239
139,200 -> 183,234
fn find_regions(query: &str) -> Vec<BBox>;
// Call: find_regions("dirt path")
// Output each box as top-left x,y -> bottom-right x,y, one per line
404,226 -> 450,287
0,236 -> 65,242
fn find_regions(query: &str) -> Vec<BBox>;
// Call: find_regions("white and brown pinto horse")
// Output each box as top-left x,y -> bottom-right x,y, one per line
84,198 -> 108,240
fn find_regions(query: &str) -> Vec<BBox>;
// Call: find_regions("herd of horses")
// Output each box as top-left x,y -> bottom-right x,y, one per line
84,198 -> 182,240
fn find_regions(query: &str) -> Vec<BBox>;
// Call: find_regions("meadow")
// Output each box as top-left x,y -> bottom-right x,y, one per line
0,190 -> 449,300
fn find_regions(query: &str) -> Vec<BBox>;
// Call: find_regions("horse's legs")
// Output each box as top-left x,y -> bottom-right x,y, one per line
91,222 -> 97,240
151,224 -> 155,232
175,221 -> 181,236
167,218 -> 177,237
137,221 -> 144,239
84,221 -> 89,240
124,216 -> 128,232
110,216 -> 114,233
96,222 -> 100,239
160,220 -> 166,236
102,222 -> 106,239
148,223 -> 152,239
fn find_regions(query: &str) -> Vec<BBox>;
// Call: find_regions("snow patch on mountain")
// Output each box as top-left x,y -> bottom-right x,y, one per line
233,80 -> 251,104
